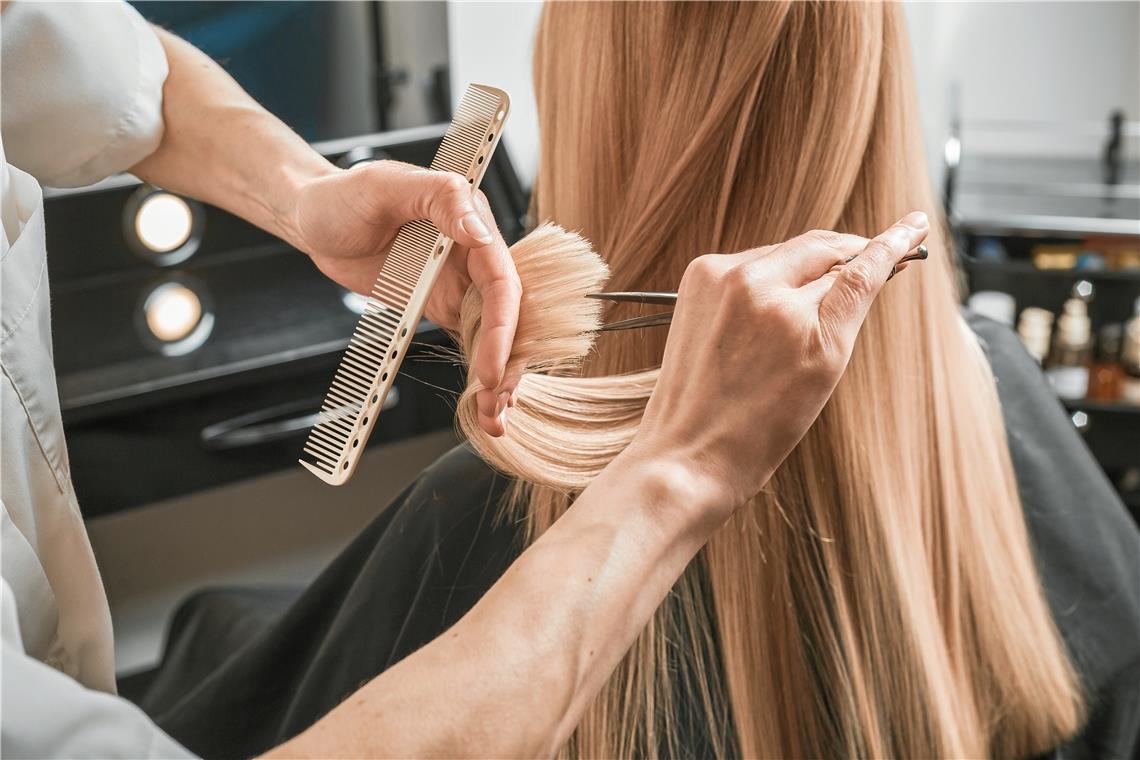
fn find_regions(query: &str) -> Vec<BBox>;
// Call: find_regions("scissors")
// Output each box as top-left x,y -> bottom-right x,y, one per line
587,244 -> 928,332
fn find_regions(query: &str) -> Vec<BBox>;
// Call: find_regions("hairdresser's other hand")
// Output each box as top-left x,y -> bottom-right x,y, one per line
624,212 -> 930,525
289,160 -> 522,434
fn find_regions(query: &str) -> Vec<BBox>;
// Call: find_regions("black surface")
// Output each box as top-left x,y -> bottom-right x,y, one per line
64,335 -> 463,518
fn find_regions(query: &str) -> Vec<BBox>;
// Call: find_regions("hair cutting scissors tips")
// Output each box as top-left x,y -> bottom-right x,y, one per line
586,292 -> 676,332
587,244 -> 927,331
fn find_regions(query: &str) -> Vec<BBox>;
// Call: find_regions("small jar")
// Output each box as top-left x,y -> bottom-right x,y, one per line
1088,324 -> 1124,402
1046,298 -> 1092,401
1121,318 -> 1140,406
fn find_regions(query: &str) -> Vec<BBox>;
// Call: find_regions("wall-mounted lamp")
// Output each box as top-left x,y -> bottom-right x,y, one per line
136,277 -> 215,356
124,185 -> 205,266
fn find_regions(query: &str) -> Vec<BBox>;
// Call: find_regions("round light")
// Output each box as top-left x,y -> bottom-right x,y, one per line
145,283 -> 202,342
135,193 -> 194,253
136,278 -> 215,356
341,289 -> 370,315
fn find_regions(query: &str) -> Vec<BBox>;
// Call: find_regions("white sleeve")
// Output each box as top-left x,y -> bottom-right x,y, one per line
1,580 -> 195,760
0,0 -> 168,188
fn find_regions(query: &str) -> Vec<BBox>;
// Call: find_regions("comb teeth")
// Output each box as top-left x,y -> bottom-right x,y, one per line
300,84 -> 510,485
434,86 -> 503,175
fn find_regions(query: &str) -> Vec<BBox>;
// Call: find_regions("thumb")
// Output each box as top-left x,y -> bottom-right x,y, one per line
819,211 -> 929,332
368,162 -> 495,248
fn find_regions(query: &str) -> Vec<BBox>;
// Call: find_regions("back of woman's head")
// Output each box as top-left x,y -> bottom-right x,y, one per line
459,2 -> 1084,756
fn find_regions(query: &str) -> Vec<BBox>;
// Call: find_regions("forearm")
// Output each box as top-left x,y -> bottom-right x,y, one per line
265,451 -> 722,759
130,27 -> 333,249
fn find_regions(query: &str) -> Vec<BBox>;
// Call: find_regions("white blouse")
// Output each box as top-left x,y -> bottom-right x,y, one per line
2,2 -> 191,756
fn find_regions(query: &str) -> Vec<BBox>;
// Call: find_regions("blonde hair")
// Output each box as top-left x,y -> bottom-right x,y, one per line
457,2 -> 1083,757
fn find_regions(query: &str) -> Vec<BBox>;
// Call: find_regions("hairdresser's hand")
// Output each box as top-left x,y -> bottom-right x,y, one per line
290,161 -> 522,433
624,212 -> 930,524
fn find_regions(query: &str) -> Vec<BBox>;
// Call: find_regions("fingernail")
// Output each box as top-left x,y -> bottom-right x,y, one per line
900,211 -> 928,230
461,212 -> 493,244
508,390 -> 517,408
496,391 -> 510,416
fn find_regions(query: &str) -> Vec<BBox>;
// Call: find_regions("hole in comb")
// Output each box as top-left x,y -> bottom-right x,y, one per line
371,394 -> 379,404
435,244 -> 444,258
468,178 -> 474,185
400,327 -> 408,338
352,439 -> 359,448
381,372 -> 388,381
362,417 -> 370,426
477,155 -> 484,164
487,133 -> 493,142
391,349 -> 398,359
342,461 -> 349,470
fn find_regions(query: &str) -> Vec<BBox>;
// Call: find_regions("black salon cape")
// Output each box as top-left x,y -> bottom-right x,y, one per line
137,314 -> 1140,759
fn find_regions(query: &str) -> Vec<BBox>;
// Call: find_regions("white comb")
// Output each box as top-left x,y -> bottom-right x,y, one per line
300,84 -> 511,485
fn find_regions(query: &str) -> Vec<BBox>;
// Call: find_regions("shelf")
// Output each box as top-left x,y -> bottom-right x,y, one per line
1061,398 -> 1140,414
953,214 -> 1140,239
962,258 -> 1140,282
950,155 -> 1140,238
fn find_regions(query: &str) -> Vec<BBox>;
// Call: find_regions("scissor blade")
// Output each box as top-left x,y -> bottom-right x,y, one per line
598,312 -> 675,332
586,291 -> 679,306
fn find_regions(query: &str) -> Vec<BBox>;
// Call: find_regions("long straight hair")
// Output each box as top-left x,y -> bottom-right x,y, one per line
457,3 -> 1083,756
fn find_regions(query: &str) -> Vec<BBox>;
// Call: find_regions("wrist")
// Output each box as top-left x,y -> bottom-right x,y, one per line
604,441 -> 735,545
272,151 -> 339,253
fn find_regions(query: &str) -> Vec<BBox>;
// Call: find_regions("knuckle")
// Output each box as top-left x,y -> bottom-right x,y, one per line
689,254 -> 718,275
724,262 -> 756,292
863,238 -> 895,262
682,255 -> 721,288
842,260 -> 878,297
441,172 -> 469,196
804,229 -> 842,248
426,174 -> 472,221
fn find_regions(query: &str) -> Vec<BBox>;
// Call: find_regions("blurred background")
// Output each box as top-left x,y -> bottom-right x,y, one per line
44,1 -> 1137,679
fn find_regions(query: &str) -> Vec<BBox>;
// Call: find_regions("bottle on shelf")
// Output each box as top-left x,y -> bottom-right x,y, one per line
1031,244 -> 1078,271
1075,250 -> 1107,271
1046,296 -> 1093,400
1088,323 -> 1124,402
1121,298 -> 1140,406
1017,307 -> 1054,365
